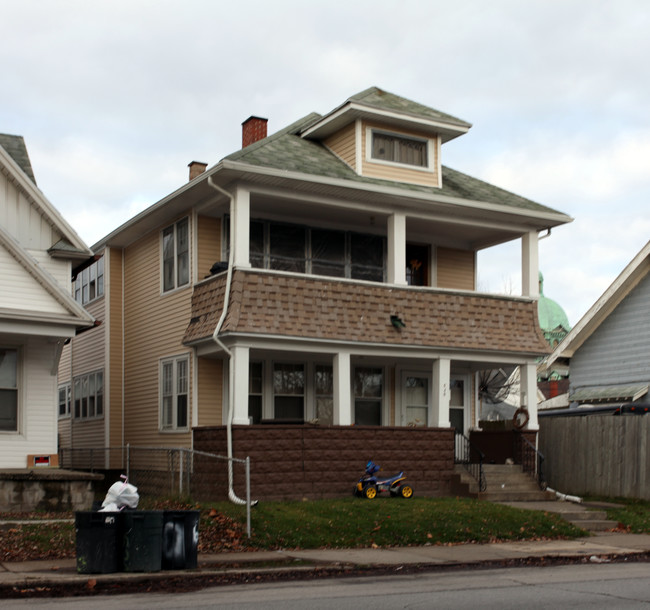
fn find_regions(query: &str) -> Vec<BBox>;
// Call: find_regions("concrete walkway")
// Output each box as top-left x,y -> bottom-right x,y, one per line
1,531 -> 649,590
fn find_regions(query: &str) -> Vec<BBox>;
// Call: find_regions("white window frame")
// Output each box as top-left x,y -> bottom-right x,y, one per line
160,355 -> 190,431
58,382 -> 71,418
162,217 -> 190,293
0,347 -> 20,433
366,128 -> 434,173
74,256 -> 104,305
72,371 -> 104,420
353,366 -> 385,426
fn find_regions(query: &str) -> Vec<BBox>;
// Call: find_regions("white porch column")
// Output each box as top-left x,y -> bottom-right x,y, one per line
232,186 -> 251,268
230,345 -> 251,425
521,230 -> 539,297
333,352 -> 352,425
520,362 -> 539,431
387,213 -> 406,285
431,358 -> 451,428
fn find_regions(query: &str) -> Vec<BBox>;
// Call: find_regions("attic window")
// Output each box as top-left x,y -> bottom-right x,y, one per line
371,131 -> 428,168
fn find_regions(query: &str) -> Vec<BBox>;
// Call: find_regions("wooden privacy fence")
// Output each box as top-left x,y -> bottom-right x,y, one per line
539,415 -> 650,500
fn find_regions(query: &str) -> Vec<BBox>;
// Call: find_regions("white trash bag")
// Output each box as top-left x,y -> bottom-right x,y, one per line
99,475 -> 139,511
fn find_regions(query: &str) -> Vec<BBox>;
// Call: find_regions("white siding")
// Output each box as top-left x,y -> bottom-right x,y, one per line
0,336 -> 58,467
0,245 -> 70,314
0,171 -> 61,250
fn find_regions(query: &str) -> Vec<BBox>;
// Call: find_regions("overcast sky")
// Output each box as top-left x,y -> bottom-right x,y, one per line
3,0 -> 649,326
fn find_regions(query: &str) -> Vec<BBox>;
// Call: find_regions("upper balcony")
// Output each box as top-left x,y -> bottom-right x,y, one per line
183,268 -> 550,359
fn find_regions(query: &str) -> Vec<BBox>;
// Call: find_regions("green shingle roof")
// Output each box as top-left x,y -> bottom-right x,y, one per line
224,111 -> 563,216
348,87 -> 471,129
0,133 -> 36,184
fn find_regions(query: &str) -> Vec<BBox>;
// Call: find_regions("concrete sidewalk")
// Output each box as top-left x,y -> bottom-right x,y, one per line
1,531 -> 649,591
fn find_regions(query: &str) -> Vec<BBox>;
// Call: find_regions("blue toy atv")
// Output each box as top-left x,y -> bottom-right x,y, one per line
354,460 -> 414,499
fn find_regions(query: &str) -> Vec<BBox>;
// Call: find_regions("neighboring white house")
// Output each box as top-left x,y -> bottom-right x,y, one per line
0,134 -> 94,468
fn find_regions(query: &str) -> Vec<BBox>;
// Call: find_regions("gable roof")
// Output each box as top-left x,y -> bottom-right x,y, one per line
542,240 -> 650,371
0,133 -> 36,183
0,137 -> 91,260
0,224 -> 94,329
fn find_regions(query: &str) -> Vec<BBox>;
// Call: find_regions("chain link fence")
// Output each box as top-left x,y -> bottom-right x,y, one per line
58,445 -> 253,536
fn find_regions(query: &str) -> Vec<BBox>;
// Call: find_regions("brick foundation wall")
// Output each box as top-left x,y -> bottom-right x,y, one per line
192,425 -> 455,501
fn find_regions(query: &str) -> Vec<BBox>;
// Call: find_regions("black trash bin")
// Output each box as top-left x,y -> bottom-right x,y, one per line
122,510 -> 164,572
75,511 -> 123,574
161,510 -> 200,569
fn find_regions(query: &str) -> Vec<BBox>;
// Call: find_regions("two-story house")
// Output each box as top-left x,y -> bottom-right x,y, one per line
0,133 -> 94,469
59,88 -> 572,498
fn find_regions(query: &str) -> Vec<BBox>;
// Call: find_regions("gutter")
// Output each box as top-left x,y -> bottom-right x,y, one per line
206,176 -> 254,506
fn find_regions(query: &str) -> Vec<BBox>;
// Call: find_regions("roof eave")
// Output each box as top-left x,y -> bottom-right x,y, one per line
300,101 -> 471,143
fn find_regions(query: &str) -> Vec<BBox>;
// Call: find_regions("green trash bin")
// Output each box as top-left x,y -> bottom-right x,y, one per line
75,511 -> 123,574
162,510 -> 200,570
122,510 -> 164,572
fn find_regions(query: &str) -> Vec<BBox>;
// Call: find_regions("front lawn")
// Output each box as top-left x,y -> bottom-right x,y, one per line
0,496 -> 592,562
211,496 -> 586,550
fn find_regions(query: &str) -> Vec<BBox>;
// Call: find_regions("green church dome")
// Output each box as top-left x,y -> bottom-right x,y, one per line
537,272 -> 571,346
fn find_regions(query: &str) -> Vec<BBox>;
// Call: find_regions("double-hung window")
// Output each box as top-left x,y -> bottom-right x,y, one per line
58,383 -> 71,418
73,371 -> 103,419
161,355 -> 189,430
371,131 -> 428,168
354,367 -> 383,426
273,363 -> 304,420
74,256 -> 104,305
162,218 -> 190,292
0,349 -> 18,432
237,218 -> 386,282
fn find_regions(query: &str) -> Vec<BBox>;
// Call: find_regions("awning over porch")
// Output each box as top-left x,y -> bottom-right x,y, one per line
569,383 -> 649,404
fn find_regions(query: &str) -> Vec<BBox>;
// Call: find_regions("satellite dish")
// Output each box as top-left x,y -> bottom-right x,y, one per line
478,368 -> 514,405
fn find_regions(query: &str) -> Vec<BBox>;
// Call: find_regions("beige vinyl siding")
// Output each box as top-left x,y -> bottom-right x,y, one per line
108,247 -> 124,453
323,123 -> 357,171
58,342 -> 72,383
436,247 -> 475,290
197,357 -> 223,426
197,216 -> 222,281
361,121 -> 439,187
70,297 -> 106,449
71,298 -> 105,372
123,223 -> 193,448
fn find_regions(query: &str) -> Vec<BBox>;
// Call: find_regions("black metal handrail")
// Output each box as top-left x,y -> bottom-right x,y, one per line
516,433 -> 546,490
454,430 -> 487,492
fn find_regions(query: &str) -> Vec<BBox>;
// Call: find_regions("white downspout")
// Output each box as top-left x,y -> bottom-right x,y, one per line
206,176 -> 249,505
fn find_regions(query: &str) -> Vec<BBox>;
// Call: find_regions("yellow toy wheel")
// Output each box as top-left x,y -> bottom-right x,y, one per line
399,485 -> 414,499
364,484 -> 378,499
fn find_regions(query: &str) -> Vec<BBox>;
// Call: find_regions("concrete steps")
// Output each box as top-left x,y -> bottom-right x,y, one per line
479,464 -> 554,502
498,500 -> 620,532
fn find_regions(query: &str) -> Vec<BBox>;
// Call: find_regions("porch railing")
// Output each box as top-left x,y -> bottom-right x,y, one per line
516,433 -> 546,490
454,430 -> 487,492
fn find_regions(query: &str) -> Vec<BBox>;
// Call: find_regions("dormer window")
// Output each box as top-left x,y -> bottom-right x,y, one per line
371,131 -> 428,168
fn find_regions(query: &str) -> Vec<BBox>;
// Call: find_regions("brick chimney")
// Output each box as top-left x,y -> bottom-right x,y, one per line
188,161 -> 207,181
242,116 -> 268,148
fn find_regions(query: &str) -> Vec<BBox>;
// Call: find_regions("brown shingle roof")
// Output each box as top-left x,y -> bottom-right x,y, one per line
184,271 -> 550,356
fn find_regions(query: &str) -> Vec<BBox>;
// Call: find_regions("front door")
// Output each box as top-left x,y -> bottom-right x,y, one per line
400,371 -> 469,432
